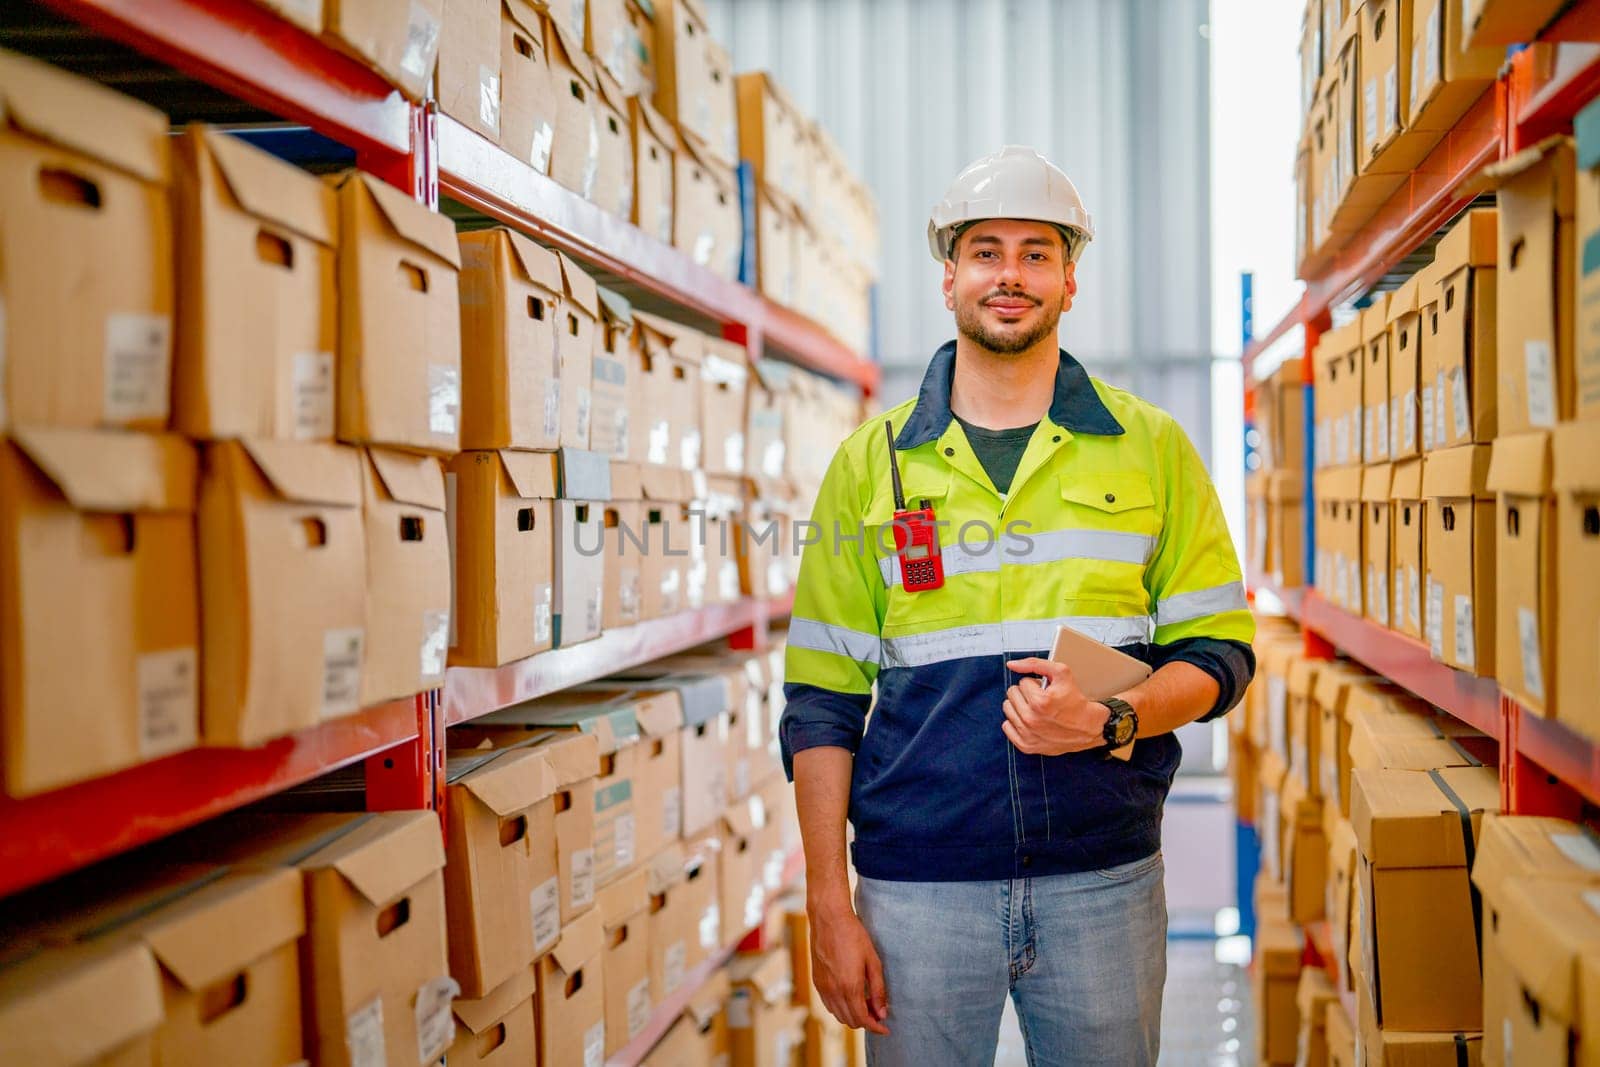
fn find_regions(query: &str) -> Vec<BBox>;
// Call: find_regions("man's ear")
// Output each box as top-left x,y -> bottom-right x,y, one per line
943,258 -> 957,311
1062,261 -> 1078,309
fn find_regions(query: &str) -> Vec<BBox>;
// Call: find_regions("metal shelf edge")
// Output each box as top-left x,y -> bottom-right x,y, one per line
1511,703 -> 1600,807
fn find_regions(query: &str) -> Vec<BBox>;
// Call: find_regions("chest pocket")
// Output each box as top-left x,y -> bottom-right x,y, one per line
872,471 -> 968,634
1053,472 -> 1159,613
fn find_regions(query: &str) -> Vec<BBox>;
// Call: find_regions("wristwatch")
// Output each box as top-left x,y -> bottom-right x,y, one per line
1101,697 -> 1138,750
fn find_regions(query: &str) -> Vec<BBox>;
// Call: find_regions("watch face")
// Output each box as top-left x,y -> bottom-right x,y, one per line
1114,716 -> 1136,746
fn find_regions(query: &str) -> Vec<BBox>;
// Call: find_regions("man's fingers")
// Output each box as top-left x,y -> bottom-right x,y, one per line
1005,656 -> 1064,681
1002,695 -> 1031,733
1002,718 -> 1033,753
862,955 -> 892,1035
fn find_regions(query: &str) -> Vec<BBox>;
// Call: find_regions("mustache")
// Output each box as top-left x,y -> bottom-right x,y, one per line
980,290 -> 1041,306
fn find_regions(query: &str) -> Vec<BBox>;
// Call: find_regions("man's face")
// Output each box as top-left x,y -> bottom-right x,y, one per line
943,219 -> 1077,355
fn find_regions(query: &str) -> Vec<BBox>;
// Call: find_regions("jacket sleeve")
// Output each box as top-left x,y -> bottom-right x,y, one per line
1144,418 -> 1256,720
779,442 -> 886,779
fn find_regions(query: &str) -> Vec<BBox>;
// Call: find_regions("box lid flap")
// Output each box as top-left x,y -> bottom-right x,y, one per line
675,127 -> 724,179
597,866 -> 649,927
609,461 -> 643,500
721,799 -> 758,839
1361,297 -> 1392,342
503,228 -> 563,293
598,286 -> 634,331
1296,963 -> 1337,1015
1422,443 -> 1493,499
702,338 -> 749,385
1554,421 -> 1600,491
199,126 -> 334,246
730,950 -> 793,1005
0,940 -> 162,1062
240,438 -> 362,507
684,969 -> 732,1026
479,692 -> 640,753
632,94 -> 678,149
546,19 -> 597,89
141,867 -> 304,992
1350,765 -> 1500,869
0,49 -> 167,183
1311,664 -> 1359,710
556,251 -> 600,317
1496,877 -> 1600,1019
503,0 -> 547,46
1470,813 -> 1600,902
355,173 -> 462,269
552,906 -> 604,972
1255,920 -> 1303,977
453,965 -> 535,1033
1487,432 -> 1553,495
1386,274 -> 1421,322
497,449 -> 560,501
1360,463 -> 1393,502
11,428 -> 195,514
595,66 -> 628,116
1434,208 -> 1498,275
531,729 -> 600,788
1483,134 -> 1574,188
1287,656 -> 1321,698
367,448 -> 446,511
452,746 -> 559,815
308,811 -> 446,907
1388,458 -> 1423,500
640,464 -> 690,501
1319,466 -> 1363,501
559,447 -> 613,500
648,842 -> 688,894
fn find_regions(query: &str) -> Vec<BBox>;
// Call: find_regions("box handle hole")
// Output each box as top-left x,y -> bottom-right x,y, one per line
298,517 -> 328,548
1510,237 -> 1526,271
1584,506 -> 1599,537
199,973 -> 248,1025
528,295 -> 546,320
514,33 -> 534,58
478,1024 -> 507,1056
399,260 -> 429,293
40,167 -> 101,209
565,968 -> 585,998
400,514 -> 425,541
376,896 -> 411,938
518,507 -> 537,532
256,229 -> 294,269
556,789 -> 572,813
1507,507 -> 1521,537
1442,504 -> 1456,532
499,814 -> 527,847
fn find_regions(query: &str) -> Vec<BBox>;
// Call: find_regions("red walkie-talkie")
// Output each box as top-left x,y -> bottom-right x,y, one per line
885,421 -> 945,592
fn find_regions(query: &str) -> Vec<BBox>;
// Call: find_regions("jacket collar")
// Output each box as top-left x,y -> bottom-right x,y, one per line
893,341 -> 1124,449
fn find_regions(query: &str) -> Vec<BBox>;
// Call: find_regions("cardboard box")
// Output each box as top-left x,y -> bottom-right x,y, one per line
1361,464 -> 1394,628
1258,749 -> 1291,883
1554,421 -> 1600,739
1297,966 -> 1339,1067
1360,314 -> 1394,469
1328,815 -> 1360,993
1314,665 -> 1364,817
442,738 -> 591,997
592,290 -> 636,462
1576,98 -> 1600,420
1351,765 -> 1500,1031
736,72 -> 807,208
633,312 -> 680,467
1483,877 -> 1600,1067
1388,458 -> 1425,639
1427,208 -> 1498,449
702,474 -> 745,608
0,430 -> 198,795
536,909 -> 606,1067
438,0 -> 501,140
588,0 -> 654,96
1487,432 -> 1555,714
499,1 -> 558,175
634,312 -> 704,470
1356,1011 -> 1484,1066
642,971 -> 732,1067
359,449 -> 449,704
0,50 -> 173,433
1471,812 -> 1600,1067
700,799 -> 769,945
204,812 -> 453,1067
1326,999 -> 1357,1067
645,839 -> 722,1000
701,337 -> 750,476
457,227 -> 564,452
0,939 -> 162,1065
1490,136 -> 1577,434
546,20 -> 601,201
1388,275 -> 1425,460
446,967 -> 536,1066
323,0 -> 443,100
638,465 -> 691,618
578,682 -> 687,862
1313,322 -> 1361,468
1265,360 -> 1309,472
1409,0 -> 1502,134
613,671 -> 731,836
599,867 -> 653,1055
1356,0 -> 1412,169
1423,443 -> 1495,674
636,650 -> 764,798
444,449 -> 558,667
674,130 -> 742,282
556,252 -> 600,449
1259,640 -> 1300,761
1287,656 -> 1325,794
334,171 -> 462,454
1254,920 -> 1303,1066
555,447 -> 610,646
199,439 -> 365,746
1463,0 -> 1569,47
729,950 -> 808,1067
173,126 -> 338,441
632,96 -> 678,246
1347,704 -> 1495,773
653,0 -> 736,165
593,68 -> 636,221
1318,466 -> 1365,613
604,463 -> 644,629
1282,772 -> 1328,923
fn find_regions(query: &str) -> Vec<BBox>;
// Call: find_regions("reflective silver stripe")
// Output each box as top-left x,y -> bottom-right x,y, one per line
878,528 -> 1155,587
1154,582 -> 1248,627
881,615 -> 1153,669
788,617 -> 882,664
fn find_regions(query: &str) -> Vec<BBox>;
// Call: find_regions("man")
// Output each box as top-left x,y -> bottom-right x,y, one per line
780,146 -> 1255,1066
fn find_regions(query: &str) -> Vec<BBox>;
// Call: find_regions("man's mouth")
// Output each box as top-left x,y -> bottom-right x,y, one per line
984,297 -> 1036,314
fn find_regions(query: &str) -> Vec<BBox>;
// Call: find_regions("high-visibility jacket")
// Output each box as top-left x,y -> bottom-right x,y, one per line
781,344 -> 1255,882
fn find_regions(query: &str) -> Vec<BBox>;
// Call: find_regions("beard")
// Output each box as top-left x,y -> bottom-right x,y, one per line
954,288 -> 1063,355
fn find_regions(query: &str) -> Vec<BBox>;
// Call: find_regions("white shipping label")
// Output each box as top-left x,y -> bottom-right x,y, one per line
647,417 -> 670,465
1426,3 -> 1441,87
428,363 -> 460,436
681,428 -> 703,471
586,584 -> 603,637
542,378 -> 562,441
1374,567 -> 1389,626
583,1021 -> 604,1067
619,568 -> 641,620
530,121 -> 555,175
699,903 -> 721,949
575,386 -> 592,442
1454,595 -> 1476,670
1526,340 -> 1557,427
535,583 -> 553,644
1519,606 -> 1546,701
1556,834 -> 1600,872
1421,385 -> 1435,451
291,351 -> 335,439
322,628 -> 364,719
582,117 -> 600,200
446,472 -> 459,646
1385,67 -> 1398,135
1409,566 -> 1421,630
345,997 -> 386,1067
1428,580 -> 1445,658
727,991 -> 753,1030
1374,399 -> 1389,459
627,978 -> 652,1038
744,884 -> 764,931
725,430 -> 745,474
1505,1018 -> 1515,1067
663,787 -> 683,839
764,850 -> 785,891
1402,389 -> 1417,451
571,847 -> 596,909
103,313 -> 172,422
1364,80 -> 1379,149
479,65 -> 501,133
615,406 -> 630,459
1394,574 -> 1406,632
1390,396 -> 1401,457
137,647 -> 197,758
414,975 -> 460,1064
1451,367 -> 1470,440
734,759 -> 750,802
694,230 -> 716,268
1410,45 -> 1421,113
663,940 -> 687,994
531,877 -> 561,952
614,812 -> 637,870
402,0 -> 442,80
419,609 -> 448,681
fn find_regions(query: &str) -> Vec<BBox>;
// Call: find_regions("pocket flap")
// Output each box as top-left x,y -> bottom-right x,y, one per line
1060,473 -> 1155,514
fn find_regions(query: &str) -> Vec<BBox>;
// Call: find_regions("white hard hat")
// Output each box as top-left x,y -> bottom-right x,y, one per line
927,145 -> 1095,263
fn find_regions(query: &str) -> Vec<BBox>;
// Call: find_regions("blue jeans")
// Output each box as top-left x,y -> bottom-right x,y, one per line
855,852 -> 1167,1067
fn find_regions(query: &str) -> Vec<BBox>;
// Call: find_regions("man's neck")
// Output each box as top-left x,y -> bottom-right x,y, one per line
949,333 -> 1059,430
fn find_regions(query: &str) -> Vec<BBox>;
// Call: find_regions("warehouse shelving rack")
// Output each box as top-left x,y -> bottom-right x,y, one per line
1,0 -> 858,943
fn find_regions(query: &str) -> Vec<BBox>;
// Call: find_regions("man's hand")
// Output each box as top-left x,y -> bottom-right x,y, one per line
809,905 -> 890,1035
1001,657 -> 1109,755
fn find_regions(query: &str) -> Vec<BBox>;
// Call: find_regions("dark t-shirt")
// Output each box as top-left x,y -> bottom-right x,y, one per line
953,415 -> 1038,494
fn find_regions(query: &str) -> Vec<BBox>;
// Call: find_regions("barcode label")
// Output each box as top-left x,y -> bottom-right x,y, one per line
531,877 -> 561,952
322,628 -> 364,719
138,648 -> 197,758
1454,595 -> 1475,671
291,351 -> 334,439
103,313 -> 172,423
1526,341 -> 1557,427
1519,607 -> 1546,700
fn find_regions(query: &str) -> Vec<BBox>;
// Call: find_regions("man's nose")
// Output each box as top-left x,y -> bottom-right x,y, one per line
996,255 -> 1026,287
